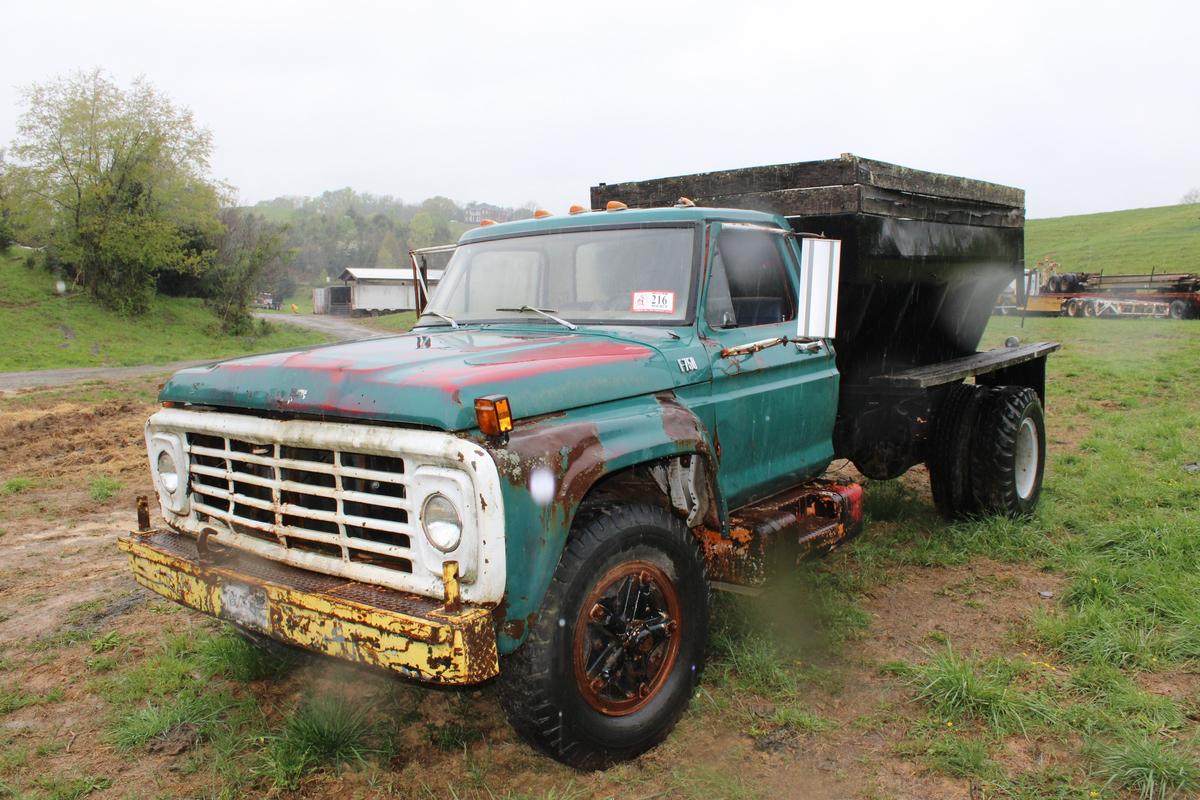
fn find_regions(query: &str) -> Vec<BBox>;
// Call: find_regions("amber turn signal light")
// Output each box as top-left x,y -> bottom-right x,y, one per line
475,395 -> 513,436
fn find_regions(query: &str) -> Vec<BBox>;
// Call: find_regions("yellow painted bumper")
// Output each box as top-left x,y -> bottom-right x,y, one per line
117,530 -> 499,684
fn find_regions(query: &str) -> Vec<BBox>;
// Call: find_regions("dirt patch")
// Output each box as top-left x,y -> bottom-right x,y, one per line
859,559 -> 1065,664
0,398 -> 155,525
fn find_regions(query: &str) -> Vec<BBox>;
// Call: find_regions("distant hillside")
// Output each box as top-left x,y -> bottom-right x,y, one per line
0,249 -> 331,372
1026,203 -> 1200,276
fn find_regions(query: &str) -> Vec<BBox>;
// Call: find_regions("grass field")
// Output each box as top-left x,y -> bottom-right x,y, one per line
0,250 -> 332,371
0,314 -> 1196,798
360,311 -> 418,333
1026,203 -> 1200,276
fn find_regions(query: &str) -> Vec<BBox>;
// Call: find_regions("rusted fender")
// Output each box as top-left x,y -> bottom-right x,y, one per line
472,390 -> 720,654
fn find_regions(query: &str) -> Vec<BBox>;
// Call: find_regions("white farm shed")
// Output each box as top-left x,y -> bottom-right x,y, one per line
334,267 -> 444,315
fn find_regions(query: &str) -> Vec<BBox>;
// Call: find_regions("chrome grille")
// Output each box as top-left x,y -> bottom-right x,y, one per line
186,433 -> 414,574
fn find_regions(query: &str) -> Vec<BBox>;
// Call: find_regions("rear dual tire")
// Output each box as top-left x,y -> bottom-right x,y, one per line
928,384 -> 1046,519
970,386 -> 1046,517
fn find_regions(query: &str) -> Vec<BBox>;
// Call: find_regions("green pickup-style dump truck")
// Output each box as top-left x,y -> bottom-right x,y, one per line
119,156 -> 1058,768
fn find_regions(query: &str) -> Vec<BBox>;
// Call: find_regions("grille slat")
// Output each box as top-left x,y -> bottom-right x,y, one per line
186,433 -> 412,575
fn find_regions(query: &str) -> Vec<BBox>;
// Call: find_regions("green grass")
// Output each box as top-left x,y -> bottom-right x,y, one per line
906,646 -> 1054,733
87,476 -> 120,502
1027,203 -> 1200,276
259,284 -> 316,314
822,314 -> 1200,790
109,688 -> 244,750
31,773 -> 112,800
0,250 -> 332,371
359,310 -> 417,333
0,687 -> 63,715
257,696 -> 378,789
425,719 -> 483,750
197,627 -> 297,682
1,478 -> 32,495
1091,735 -> 1200,799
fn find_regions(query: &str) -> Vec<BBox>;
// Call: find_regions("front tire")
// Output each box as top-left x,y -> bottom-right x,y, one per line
970,386 -> 1046,517
498,503 -> 709,770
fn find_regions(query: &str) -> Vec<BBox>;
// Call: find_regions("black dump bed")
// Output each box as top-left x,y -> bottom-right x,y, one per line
590,155 -> 1024,388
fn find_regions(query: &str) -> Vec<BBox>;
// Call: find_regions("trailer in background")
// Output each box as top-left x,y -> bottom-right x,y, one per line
1003,267 -> 1199,319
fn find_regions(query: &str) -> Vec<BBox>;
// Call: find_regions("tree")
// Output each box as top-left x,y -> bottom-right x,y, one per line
1181,188 -> 1200,205
408,211 -> 441,248
376,230 -> 403,266
205,209 -> 286,335
421,195 -> 460,221
0,149 -> 14,251
6,70 -> 222,314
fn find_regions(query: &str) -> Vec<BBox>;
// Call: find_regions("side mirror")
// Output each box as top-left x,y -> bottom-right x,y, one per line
796,237 -> 841,340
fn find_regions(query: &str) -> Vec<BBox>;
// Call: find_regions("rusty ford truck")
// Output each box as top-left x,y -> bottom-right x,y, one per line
119,156 -> 1058,768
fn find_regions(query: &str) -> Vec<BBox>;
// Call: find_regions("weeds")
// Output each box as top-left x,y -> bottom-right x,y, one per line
0,686 -> 63,715
426,720 -> 482,750
900,731 -> 996,779
88,476 -> 121,502
1091,734 -> 1200,799
198,628 -> 297,682
769,704 -> 835,733
908,645 -> 1054,733
89,631 -> 121,653
31,774 -> 112,800
257,696 -> 378,789
110,689 -> 243,750
1,478 -> 32,495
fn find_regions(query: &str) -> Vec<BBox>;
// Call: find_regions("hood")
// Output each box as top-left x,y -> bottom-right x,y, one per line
160,327 -> 682,430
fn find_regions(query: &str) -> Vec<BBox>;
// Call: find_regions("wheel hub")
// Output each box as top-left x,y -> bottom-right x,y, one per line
573,561 -> 681,716
1014,416 -> 1038,500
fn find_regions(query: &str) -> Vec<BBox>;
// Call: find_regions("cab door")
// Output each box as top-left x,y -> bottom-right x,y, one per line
699,222 -> 838,509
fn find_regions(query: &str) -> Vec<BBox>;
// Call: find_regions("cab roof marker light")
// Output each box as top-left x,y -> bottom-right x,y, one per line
675,197 -> 696,207
606,200 -> 628,211
479,218 -> 497,227
533,209 -> 552,219
569,204 -> 587,215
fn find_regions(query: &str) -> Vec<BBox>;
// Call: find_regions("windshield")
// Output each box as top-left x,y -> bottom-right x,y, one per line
422,226 -> 696,325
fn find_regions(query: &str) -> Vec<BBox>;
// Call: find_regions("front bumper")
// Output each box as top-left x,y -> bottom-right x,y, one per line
117,529 -> 499,684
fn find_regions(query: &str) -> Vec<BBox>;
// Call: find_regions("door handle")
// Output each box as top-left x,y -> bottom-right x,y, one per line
794,340 -> 823,354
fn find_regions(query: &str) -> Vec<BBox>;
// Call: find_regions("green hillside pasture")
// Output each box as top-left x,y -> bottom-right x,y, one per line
0,250 -> 331,372
1026,203 -> 1200,276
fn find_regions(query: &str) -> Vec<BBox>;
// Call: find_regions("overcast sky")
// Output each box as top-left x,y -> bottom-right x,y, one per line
2,1 -> 1197,219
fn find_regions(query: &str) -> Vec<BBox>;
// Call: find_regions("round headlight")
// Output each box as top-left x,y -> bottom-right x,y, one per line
157,449 -> 180,494
421,493 -> 462,552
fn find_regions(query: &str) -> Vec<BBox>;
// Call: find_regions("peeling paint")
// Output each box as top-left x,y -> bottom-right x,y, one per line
118,529 -> 498,684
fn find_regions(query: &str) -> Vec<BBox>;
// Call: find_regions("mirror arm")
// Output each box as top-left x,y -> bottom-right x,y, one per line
720,335 -> 824,358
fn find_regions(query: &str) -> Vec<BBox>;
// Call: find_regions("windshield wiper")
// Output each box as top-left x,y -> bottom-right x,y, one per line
495,306 -> 577,331
420,310 -> 459,329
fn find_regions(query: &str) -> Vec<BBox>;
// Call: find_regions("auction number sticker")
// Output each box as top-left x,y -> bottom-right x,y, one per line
631,291 -> 676,314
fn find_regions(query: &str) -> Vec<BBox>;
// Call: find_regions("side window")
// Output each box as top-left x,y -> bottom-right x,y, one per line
704,228 -> 796,329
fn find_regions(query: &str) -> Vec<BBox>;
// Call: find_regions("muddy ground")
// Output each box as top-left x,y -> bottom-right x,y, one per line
0,382 -> 1088,799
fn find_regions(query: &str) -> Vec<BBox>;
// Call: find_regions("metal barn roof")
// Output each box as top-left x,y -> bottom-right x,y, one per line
337,268 -> 444,282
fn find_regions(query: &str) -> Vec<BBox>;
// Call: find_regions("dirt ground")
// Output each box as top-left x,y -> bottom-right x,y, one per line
0,385 -> 1080,799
